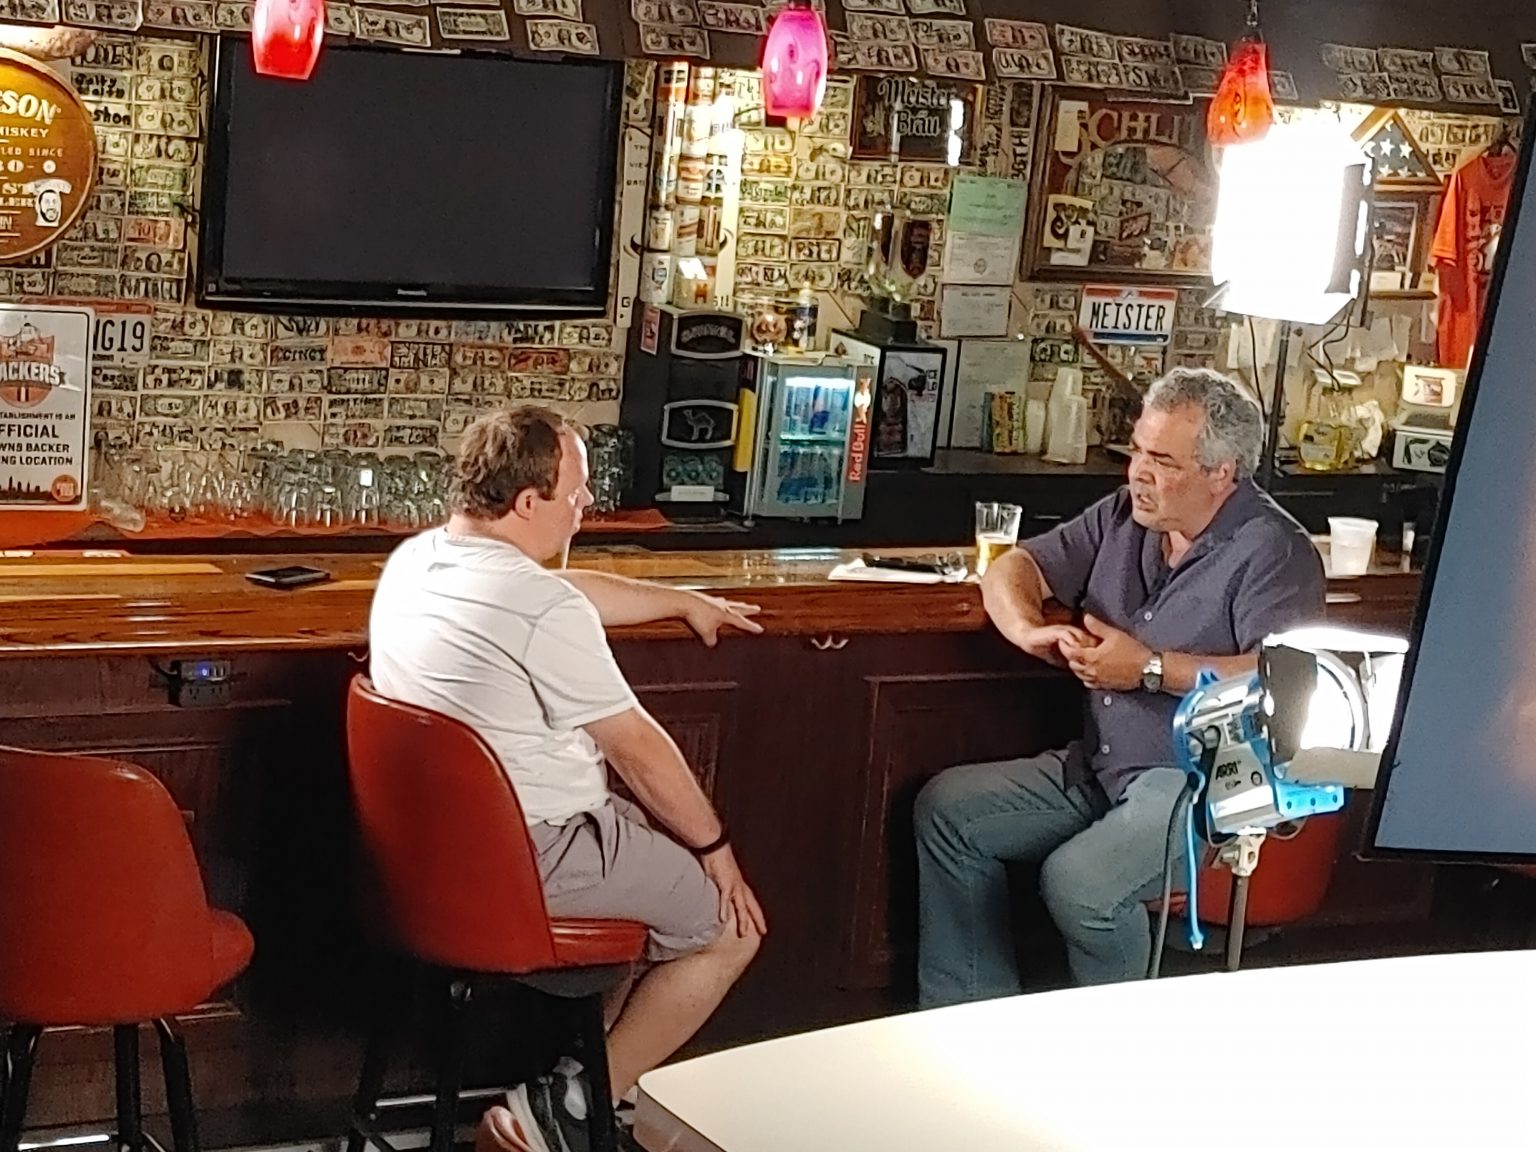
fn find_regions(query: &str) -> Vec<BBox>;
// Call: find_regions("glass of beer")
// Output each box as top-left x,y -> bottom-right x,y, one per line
974,502 -> 1022,578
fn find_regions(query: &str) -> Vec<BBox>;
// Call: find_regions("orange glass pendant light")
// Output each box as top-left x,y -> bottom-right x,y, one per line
761,0 -> 828,121
1207,0 -> 1274,146
252,0 -> 326,80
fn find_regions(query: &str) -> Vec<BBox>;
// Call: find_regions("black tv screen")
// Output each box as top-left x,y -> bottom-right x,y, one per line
1365,116 -> 1536,862
199,39 -> 622,316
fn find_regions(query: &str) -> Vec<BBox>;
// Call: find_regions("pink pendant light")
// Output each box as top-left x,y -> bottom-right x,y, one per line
761,0 -> 828,121
252,0 -> 326,80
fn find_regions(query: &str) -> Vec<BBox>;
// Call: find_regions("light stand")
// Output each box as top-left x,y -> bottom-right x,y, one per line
1256,324 -> 1292,490
1157,629 -> 1406,977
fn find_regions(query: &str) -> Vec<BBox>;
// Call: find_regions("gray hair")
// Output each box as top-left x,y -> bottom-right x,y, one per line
1143,367 -> 1263,479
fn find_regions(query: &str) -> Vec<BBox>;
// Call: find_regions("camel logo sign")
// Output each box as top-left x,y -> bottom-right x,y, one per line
0,304 -> 92,510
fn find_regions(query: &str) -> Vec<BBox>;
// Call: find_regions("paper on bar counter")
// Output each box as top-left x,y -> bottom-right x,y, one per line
828,558 -> 969,584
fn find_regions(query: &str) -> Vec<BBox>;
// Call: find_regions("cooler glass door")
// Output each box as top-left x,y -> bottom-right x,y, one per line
756,365 -> 856,518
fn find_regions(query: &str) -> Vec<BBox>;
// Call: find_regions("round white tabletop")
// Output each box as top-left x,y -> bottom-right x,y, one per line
636,950 -> 1536,1151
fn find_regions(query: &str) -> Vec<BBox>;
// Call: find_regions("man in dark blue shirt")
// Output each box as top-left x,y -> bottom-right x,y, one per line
915,368 -> 1326,1006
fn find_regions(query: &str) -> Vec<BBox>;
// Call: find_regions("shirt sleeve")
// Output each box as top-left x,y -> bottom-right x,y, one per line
1430,173 -> 1462,274
1020,491 -> 1119,609
522,593 -> 638,729
1231,531 -> 1328,653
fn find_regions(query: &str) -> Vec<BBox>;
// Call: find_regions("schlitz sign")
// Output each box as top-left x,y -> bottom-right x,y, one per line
852,75 -> 978,163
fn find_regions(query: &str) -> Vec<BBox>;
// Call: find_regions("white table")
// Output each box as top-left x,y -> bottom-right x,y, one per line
636,951 -> 1536,1151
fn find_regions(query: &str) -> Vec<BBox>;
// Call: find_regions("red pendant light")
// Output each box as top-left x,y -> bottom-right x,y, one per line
761,0 -> 828,121
1207,0 -> 1274,146
252,0 -> 326,81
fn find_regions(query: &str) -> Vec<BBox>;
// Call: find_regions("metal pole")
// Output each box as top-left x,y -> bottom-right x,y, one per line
1225,873 -> 1251,972
1258,325 -> 1291,490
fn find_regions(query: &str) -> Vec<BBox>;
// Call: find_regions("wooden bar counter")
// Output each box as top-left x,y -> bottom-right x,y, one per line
0,544 -> 1432,1145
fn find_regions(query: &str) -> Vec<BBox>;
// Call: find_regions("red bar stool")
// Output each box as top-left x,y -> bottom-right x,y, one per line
0,748 -> 254,1152
344,678 -> 647,1152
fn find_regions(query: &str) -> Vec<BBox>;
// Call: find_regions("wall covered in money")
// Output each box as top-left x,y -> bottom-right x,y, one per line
21,34 -> 647,455
6,0 -> 1536,99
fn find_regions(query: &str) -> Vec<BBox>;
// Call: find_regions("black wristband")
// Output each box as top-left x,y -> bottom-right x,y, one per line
691,827 -> 730,856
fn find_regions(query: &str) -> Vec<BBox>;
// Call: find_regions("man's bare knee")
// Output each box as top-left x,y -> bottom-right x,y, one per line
699,924 -> 761,975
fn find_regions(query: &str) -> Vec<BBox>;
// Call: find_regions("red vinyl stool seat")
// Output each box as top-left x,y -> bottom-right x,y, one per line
344,678 -> 648,1152
0,748 -> 254,1152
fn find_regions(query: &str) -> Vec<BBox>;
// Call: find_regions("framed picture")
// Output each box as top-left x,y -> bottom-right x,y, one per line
852,76 -> 980,164
1370,194 -> 1437,294
1024,88 -> 1217,281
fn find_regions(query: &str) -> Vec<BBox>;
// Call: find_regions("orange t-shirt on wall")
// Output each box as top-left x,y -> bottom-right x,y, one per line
1431,152 -> 1516,370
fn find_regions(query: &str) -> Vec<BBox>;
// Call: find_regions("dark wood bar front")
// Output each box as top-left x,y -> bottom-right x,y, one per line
0,546 -> 1435,1144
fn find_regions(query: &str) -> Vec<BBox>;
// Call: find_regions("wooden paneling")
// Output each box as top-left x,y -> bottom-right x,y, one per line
842,669 -> 1082,988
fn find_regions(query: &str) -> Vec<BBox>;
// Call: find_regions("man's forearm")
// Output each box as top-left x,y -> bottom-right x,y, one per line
561,569 -> 691,628
1161,651 -> 1258,695
980,548 -> 1050,645
595,712 -> 722,848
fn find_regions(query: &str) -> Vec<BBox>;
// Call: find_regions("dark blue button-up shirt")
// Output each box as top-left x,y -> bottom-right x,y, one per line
1023,481 -> 1327,798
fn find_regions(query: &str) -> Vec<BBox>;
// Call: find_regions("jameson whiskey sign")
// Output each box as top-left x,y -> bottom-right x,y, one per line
0,304 -> 93,511
852,76 -> 979,163
0,48 -> 97,262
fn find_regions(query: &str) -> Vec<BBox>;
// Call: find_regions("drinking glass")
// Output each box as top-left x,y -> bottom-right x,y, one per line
974,501 -> 1022,578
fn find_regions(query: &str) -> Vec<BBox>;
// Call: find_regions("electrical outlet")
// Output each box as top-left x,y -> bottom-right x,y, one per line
172,679 -> 231,708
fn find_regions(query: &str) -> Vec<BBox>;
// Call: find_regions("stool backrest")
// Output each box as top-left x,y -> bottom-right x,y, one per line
0,747 -> 220,1023
345,676 -> 560,973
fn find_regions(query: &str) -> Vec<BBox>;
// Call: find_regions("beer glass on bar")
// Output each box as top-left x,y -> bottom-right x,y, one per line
974,501 -> 1022,578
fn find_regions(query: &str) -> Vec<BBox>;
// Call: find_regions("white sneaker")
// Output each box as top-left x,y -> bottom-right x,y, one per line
501,1083 -> 559,1152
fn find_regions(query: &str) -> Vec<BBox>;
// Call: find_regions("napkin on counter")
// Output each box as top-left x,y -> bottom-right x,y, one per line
828,558 -> 970,584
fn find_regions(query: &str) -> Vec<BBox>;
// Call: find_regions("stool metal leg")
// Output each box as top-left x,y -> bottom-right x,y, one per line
114,1025 -> 144,1152
153,1019 -> 200,1152
0,1025 -> 41,1152
429,978 -> 473,1152
576,994 -> 618,1152
346,960 -> 405,1152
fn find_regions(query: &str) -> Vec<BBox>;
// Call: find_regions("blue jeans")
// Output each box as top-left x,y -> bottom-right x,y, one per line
914,744 -> 1189,1008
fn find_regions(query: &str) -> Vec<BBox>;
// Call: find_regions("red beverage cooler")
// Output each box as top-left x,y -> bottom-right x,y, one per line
727,352 -> 873,525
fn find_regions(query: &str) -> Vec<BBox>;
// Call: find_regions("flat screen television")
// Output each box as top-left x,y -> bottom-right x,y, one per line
1365,113 -> 1536,863
198,39 -> 622,317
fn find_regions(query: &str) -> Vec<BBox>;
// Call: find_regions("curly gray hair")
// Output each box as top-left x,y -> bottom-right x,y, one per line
1143,368 -> 1263,479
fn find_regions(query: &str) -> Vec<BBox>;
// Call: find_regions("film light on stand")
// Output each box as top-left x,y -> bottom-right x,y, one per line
252,0 -> 325,80
1209,119 -> 1372,325
1156,627 -> 1407,974
761,0 -> 828,122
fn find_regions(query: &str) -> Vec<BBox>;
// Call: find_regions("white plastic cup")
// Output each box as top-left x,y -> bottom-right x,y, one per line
1328,517 -> 1378,577
1024,398 -> 1048,454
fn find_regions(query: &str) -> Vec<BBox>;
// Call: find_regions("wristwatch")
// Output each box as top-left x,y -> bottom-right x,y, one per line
1140,652 -> 1164,694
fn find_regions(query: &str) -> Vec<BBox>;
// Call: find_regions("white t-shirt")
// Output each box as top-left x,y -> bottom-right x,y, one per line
369,528 -> 636,825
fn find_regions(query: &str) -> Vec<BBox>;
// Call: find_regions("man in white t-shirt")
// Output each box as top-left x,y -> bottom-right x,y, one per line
370,406 -> 765,1152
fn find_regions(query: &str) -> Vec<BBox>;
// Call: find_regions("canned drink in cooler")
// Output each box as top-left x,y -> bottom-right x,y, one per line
639,252 -> 672,303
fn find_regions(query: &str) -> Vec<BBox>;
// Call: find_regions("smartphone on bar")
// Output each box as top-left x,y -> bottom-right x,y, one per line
244,565 -> 333,590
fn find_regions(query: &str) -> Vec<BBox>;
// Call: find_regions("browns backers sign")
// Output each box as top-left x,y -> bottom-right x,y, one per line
0,304 -> 93,510
0,48 -> 95,263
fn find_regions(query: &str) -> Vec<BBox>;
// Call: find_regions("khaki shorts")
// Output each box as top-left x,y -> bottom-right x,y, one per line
529,797 -> 725,962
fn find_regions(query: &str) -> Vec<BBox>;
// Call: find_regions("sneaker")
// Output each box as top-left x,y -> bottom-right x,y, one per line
506,1058 -> 593,1152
